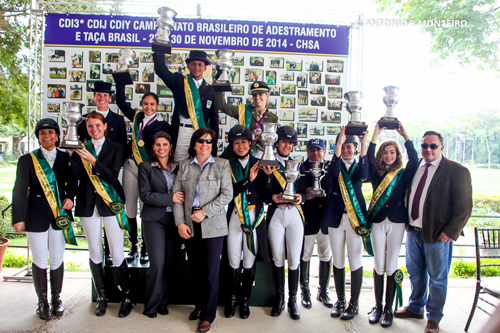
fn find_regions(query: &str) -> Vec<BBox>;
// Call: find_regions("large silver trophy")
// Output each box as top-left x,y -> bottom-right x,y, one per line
112,49 -> 136,85
379,86 -> 400,129
61,102 -> 85,149
305,161 -> 326,197
260,123 -> 279,167
279,160 -> 302,202
152,7 -> 177,54
344,91 -> 368,136
212,49 -> 234,92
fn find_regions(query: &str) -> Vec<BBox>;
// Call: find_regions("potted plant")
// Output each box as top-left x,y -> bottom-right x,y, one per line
0,198 -> 12,273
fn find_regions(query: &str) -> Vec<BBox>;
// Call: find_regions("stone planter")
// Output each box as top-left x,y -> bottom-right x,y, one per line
0,237 -> 10,273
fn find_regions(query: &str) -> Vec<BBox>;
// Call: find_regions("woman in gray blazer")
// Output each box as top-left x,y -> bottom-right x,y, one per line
138,132 -> 181,318
173,128 -> 233,333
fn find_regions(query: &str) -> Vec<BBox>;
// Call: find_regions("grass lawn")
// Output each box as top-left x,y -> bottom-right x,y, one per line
467,167 -> 500,196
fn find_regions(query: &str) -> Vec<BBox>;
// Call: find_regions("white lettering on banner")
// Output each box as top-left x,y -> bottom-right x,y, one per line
83,32 -> 106,43
108,33 -> 140,43
199,35 -> 249,46
110,20 -> 131,30
296,39 -> 320,49
87,19 -> 107,29
59,18 -> 80,28
265,26 -> 336,38
174,21 -> 194,32
133,20 -> 156,30
196,23 -> 249,34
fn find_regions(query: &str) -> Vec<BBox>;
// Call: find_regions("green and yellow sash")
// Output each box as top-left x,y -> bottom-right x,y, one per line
272,162 -> 305,223
30,150 -> 77,246
338,160 -> 374,256
237,104 -> 253,128
183,74 -> 207,130
82,141 -> 130,232
131,111 -> 150,165
229,159 -> 265,256
367,168 -> 404,223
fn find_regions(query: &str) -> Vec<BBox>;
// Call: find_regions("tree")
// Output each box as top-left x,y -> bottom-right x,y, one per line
468,110 -> 500,168
0,125 -> 26,159
375,0 -> 500,73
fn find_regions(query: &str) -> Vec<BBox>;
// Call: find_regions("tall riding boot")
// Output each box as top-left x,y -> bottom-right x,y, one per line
271,264 -> 285,317
287,268 -> 301,320
239,265 -> 256,319
89,260 -> 107,316
103,231 -> 113,266
116,259 -> 133,318
32,264 -> 52,320
368,272 -> 384,324
50,263 -> 65,316
140,237 -> 149,264
330,266 -> 346,318
317,260 -> 333,308
126,217 -> 139,262
299,260 -> 312,308
224,268 -> 239,318
341,266 -> 363,320
381,273 -> 397,327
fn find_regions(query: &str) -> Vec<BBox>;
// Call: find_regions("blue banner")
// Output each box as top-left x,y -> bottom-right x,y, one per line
45,14 -> 350,56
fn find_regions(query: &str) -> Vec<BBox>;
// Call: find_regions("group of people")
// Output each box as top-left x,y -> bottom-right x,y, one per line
12,48 -> 472,333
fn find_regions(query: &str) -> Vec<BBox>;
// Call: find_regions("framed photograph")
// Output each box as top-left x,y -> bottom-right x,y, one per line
88,51 -> 101,63
70,52 -> 83,68
47,84 -> 66,98
245,68 -> 263,82
328,87 -> 343,99
328,139 -> 337,154
219,114 -> 227,125
110,94 -> 117,104
281,72 -> 295,81
295,141 -> 308,152
279,110 -> 295,121
311,95 -> 326,106
229,67 -> 240,84
87,93 -> 96,106
269,57 -> 284,68
298,90 -> 308,105
130,69 -> 139,81
49,49 -> 65,62
231,85 -> 244,95
325,74 -> 340,85
140,52 -> 154,63
49,67 -> 66,79
166,53 -> 188,64
250,56 -> 264,66
328,99 -> 343,110
105,75 -> 115,86
266,70 -> 277,85
281,83 -> 296,95
310,85 -> 324,95
298,107 -> 318,122
269,86 -> 280,96
286,60 -> 302,71
125,87 -> 133,101
327,126 -> 341,135
158,101 -> 173,112
309,72 -> 322,84
136,83 -> 150,94
245,97 -> 253,104
296,122 -> 308,138
280,97 -> 295,108
157,85 -> 173,98
321,111 -> 341,123
227,97 -> 243,106
69,70 -> 86,82
87,107 -> 96,113
291,155 -> 305,162
47,103 -> 60,113
309,124 -> 324,136
217,141 -> 224,153
268,98 -> 277,109
105,52 -> 119,63
90,64 -> 100,79
142,66 -> 155,82
297,73 -> 308,88
86,80 -> 96,92
69,84 -> 82,100
306,60 -> 323,71
327,60 -> 344,73
102,64 -> 113,74
232,56 -> 244,66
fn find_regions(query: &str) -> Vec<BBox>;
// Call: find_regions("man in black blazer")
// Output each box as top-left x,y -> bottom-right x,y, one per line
153,50 -> 219,161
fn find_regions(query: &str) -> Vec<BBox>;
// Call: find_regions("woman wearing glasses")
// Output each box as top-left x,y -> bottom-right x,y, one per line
367,121 -> 418,327
172,128 -> 233,333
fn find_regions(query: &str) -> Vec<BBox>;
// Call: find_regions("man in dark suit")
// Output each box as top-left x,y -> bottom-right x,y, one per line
395,131 -> 472,333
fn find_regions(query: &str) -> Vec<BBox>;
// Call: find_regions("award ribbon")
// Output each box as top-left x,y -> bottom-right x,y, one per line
367,168 -> 404,223
237,104 -> 253,128
82,141 -> 130,232
229,159 -> 265,256
30,150 -> 77,246
272,163 -> 305,223
131,111 -> 152,165
394,269 -> 404,310
183,74 -> 207,130
338,160 -> 374,256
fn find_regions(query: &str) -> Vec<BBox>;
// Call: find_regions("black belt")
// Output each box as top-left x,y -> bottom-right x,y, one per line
409,225 -> 422,232
179,122 -> 193,128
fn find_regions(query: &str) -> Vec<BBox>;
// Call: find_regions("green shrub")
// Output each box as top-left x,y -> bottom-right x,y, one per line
2,250 -> 30,268
451,259 -> 500,277
65,261 -> 88,272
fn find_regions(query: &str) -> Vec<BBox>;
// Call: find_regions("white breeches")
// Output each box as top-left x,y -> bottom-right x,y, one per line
174,126 -> 195,162
302,230 -> 332,262
123,158 -> 142,218
26,225 -> 66,270
227,208 -> 257,269
371,218 -> 405,275
328,213 -> 363,271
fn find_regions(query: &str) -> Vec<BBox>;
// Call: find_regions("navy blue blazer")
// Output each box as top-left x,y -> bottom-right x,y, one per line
77,109 -> 128,149
12,149 -> 76,232
153,52 -> 219,150
321,155 -> 369,229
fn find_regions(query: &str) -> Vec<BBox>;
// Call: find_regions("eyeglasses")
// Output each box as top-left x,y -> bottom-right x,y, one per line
196,139 -> 213,144
421,143 -> 439,149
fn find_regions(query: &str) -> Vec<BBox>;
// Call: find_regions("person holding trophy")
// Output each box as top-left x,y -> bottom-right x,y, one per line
321,126 -> 369,321
366,121 -> 418,327
267,126 -> 306,320
12,118 -> 77,320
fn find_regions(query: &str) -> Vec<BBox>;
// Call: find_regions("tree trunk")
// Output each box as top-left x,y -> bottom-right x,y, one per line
484,127 -> 491,169
12,136 -> 22,159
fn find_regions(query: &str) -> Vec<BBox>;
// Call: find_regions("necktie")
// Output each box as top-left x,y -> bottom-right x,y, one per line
411,163 -> 431,221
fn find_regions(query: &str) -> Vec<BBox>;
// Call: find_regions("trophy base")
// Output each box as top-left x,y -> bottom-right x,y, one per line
278,193 -> 298,203
307,189 -> 326,197
152,41 -> 172,54
212,81 -> 232,92
379,117 -> 400,129
260,160 -> 280,168
61,140 -> 84,149
345,123 -> 368,136
112,72 -> 133,86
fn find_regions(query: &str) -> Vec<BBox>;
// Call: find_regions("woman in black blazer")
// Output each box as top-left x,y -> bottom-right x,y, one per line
138,132 -> 180,318
366,121 -> 418,327
12,118 -> 76,320
116,80 -> 170,263
70,112 -> 132,318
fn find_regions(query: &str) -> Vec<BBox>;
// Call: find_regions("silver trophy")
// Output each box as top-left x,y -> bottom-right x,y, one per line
61,102 -> 85,149
279,160 -> 302,202
152,7 -> 177,54
112,49 -> 136,85
212,49 -> 234,92
305,161 -> 326,197
379,86 -> 400,129
260,123 -> 279,167
344,91 -> 368,136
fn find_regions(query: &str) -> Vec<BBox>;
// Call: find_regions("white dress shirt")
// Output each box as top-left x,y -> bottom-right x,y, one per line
91,137 -> 105,156
41,147 -> 57,168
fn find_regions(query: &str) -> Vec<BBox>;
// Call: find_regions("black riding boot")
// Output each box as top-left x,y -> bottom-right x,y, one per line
50,263 -> 65,316
224,268 -> 239,318
271,264 -> 285,317
126,217 -> 139,262
116,259 -> 133,318
299,260 -> 312,308
287,268 -> 301,320
104,232 -> 113,266
330,266 -> 346,318
317,260 -> 333,308
140,241 -> 149,264
381,273 -> 397,327
368,272 -> 384,324
32,264 -> 52,320
341,266 -> 363,320
89,260 -> 107,316
239,265 -> 255,319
